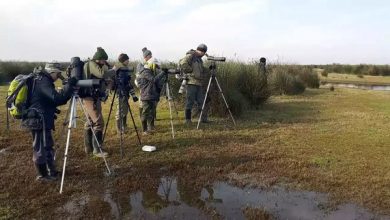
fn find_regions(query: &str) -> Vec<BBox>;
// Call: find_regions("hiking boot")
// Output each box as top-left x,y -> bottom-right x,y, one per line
92,131 -> 109,157
84,129 -> 93,154
47,161 -> 60,178
35,163 -> 56,182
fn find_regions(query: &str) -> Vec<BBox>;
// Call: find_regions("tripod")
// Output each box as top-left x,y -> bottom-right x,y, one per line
197,62 -> 236,129
164,79 -> 179,139
103,88 -> 142,158
60,93 -> 111,194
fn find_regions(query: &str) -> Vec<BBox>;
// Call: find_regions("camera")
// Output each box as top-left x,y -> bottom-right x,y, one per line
162,68 -> 181,75
115,66 -> 138,102
207,56 -> 226,62
64,57 -> 106,99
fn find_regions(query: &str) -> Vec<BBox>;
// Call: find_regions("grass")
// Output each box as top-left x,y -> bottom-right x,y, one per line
0,85 -> 389,218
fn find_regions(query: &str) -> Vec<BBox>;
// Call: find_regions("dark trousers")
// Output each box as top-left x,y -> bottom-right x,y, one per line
32,129 -> 54,165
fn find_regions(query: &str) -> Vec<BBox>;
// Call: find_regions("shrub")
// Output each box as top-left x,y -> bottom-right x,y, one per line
321,69 -> 328,77
268,65 -> 306,95
298,67 -> 320,88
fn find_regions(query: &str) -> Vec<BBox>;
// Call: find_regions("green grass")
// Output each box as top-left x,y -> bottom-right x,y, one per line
0,85 -> 389,218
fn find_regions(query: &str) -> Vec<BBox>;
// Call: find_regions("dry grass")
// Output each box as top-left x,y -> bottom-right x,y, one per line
0,85 -> 389,218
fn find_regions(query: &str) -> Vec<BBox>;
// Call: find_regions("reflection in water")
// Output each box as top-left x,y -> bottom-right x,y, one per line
59,176 -> 389,219
324,83 -> 390,91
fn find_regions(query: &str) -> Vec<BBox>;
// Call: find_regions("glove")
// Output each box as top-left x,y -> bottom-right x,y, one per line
67,77 -> 78,87
132,96 -> 139,102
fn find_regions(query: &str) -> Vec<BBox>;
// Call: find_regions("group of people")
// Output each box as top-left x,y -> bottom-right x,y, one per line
22,44 -> 212,181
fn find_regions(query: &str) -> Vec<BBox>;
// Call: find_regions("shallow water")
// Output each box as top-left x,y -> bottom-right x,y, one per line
59,176 -> 389,220
324,83 -> 390,91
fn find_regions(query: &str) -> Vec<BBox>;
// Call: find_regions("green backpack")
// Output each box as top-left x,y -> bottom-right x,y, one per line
6,73 -> 37,119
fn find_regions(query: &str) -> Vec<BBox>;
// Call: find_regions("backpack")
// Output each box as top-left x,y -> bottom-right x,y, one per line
6,73 -> 37,119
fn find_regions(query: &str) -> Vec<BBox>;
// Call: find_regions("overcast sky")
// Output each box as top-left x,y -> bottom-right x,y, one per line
0,0 -> 389,64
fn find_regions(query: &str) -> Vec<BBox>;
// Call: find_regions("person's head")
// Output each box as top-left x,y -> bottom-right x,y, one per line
195,43 -> 207,57
45,62 -> 64,81
92,47 -> 108,65
118,53 -> 130,65
142,47 -> 152,61
260,57 -> 266,64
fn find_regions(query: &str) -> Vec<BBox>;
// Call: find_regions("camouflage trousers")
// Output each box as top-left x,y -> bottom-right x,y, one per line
82,97 -> 104,132
140,100 -> 157,131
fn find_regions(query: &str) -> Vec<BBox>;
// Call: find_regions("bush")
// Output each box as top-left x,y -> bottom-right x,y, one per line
298,67 -> 320,88
268,65 -> 306,95
0,61 -> 45,84
321,69 -> 328,77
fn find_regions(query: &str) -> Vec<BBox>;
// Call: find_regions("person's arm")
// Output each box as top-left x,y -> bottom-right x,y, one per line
37,77 -> 76,107
179,54 -> 193,73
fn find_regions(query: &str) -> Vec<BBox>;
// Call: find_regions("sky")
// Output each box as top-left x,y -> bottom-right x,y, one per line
0,0 -> 389,64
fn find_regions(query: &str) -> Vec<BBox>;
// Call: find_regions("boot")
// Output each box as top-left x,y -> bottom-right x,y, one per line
185,109 -> 192,125
84,129 -> 93,154
150,118 -> 155,131
92,131 -> 108,158
35,163 -> 55,182
47,160 -> 59,179
147,120 -> 154,133
122,116 -> 128,133
142,120 -> 150,135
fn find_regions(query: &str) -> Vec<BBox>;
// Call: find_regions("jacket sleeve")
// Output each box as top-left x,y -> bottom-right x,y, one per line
179,54 -> 193,73
37,78 -> 73,107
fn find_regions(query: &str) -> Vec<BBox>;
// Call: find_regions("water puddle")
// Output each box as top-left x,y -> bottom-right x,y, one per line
323,83 -> 390,91
59,177 -> 389,219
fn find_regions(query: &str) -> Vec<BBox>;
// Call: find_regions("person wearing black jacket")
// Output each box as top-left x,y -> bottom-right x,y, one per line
23,63 -> 77,181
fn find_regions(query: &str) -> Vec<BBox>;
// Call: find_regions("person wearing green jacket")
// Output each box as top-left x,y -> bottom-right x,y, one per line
179,44 -> 209,125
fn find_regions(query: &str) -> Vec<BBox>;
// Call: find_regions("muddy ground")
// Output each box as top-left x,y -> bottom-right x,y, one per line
1,88 -> 389,219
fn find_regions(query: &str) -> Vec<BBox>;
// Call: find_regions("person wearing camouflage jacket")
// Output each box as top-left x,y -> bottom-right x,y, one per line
179,44 -> 210,124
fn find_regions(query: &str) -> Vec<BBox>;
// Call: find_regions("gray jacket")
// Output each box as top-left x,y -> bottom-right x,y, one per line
136,67 -> 165,101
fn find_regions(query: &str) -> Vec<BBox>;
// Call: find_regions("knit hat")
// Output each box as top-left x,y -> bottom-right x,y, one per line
45,62 -> 63,73
196,44 -> 208,53
92,47 -> 108,61
142,47 -> 152,58
118,53 -> 129,63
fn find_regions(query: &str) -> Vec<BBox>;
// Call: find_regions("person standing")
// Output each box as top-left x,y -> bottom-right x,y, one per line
23,63 -> 77,181
82,47 -> 114,157
179,43 -> 210,125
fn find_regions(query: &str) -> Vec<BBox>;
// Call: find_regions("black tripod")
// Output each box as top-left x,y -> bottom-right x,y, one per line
197,62 -> 236,129
60,92 -> 111,194
103,88 -> 142,158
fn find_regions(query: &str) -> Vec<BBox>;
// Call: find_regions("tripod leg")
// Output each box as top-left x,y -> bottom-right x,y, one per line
54,100 -> 73,161
6,107 -> 9,131
77,97 -> 111,174
214,77 -> 236,126
126,100 -> 142,146
197,76 -> 213,130
118,96 -> 124,158
166,83 -> 175,139
60,96 -> 76,194
168,82 -> 179,117
103,90 -> 117,143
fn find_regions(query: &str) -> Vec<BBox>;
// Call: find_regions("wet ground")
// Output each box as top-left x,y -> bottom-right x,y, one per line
56,176 -> 389,220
